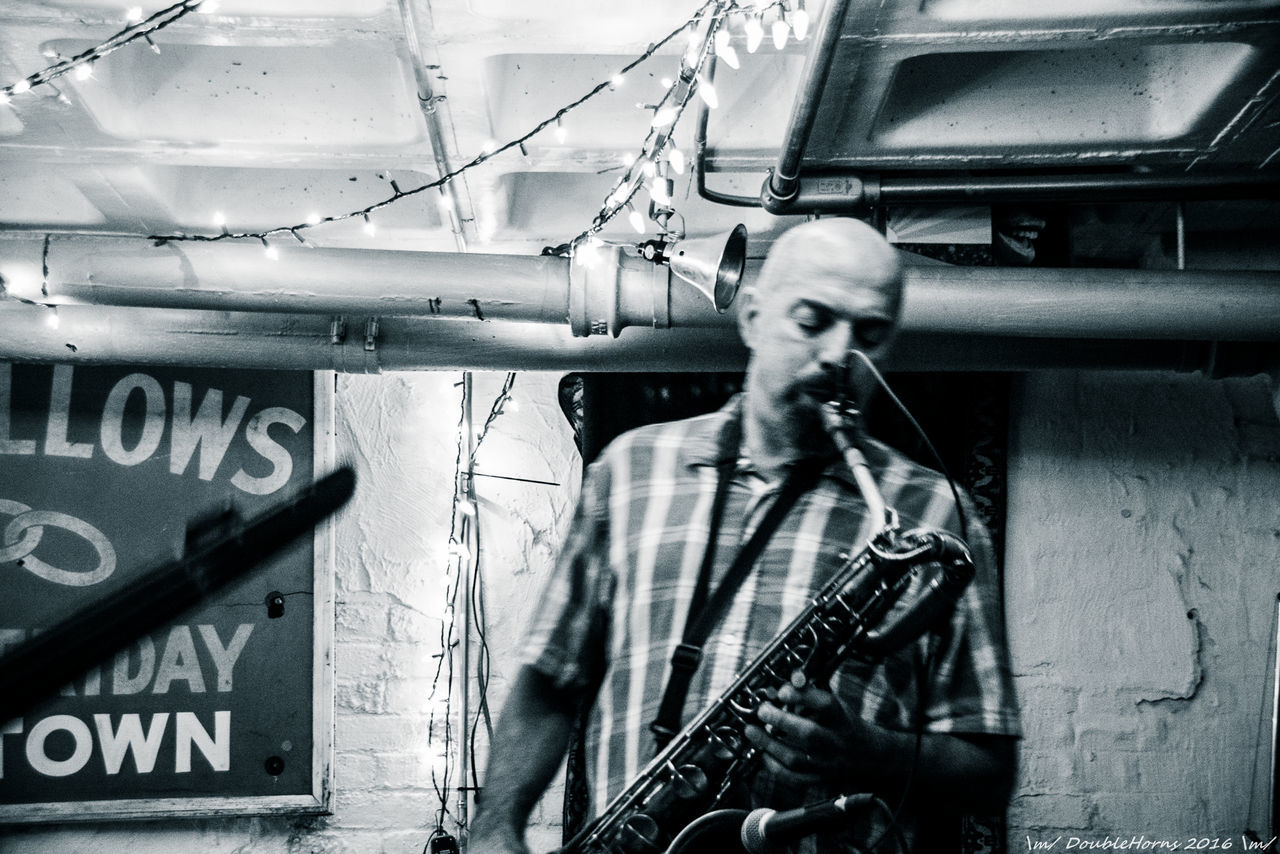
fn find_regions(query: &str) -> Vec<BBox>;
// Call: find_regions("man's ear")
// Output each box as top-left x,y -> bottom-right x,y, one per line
736,286 -> 759,347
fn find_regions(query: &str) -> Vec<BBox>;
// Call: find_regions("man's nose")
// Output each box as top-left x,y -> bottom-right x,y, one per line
817,322 -> 855,372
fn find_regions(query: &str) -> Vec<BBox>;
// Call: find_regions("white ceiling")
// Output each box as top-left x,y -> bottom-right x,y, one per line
0,0 -> 1277,269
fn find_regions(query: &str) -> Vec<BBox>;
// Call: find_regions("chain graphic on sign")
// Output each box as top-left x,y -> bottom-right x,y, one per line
0,499 -> 117,587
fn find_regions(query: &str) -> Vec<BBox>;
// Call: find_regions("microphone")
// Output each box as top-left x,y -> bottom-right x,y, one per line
739,793 -> 873,854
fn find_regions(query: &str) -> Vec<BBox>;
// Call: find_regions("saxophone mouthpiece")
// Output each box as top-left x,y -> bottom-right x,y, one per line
820,399 -> 859,456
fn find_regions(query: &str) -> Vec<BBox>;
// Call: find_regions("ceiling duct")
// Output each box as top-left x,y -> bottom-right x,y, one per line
1,234 -> 1279,375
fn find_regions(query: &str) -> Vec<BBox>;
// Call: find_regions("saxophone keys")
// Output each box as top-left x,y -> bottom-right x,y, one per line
618,814 -> 663,854
665,762 -> 709,798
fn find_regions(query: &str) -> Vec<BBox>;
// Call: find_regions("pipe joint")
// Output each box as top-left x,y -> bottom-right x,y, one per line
760,173 -> 869,215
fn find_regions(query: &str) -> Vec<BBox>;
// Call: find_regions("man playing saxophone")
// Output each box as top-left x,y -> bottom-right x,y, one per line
469,217 -> 1021,853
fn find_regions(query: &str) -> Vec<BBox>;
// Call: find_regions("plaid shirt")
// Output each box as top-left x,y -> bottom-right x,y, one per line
521,396 -> 1020,840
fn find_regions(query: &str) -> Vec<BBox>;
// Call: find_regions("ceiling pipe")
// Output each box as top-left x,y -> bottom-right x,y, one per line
396,0 -> 471,251
761,0 -> 854,209
6,235 -> 1280,342
0,235 -> 731,339
3,300 -> 1274,377
759,170 -> 1280,215
0,302 -> 749,373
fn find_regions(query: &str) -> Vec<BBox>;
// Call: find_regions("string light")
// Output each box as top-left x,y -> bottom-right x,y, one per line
626,203 -> 646,234
667,146 -> 686,175
140,0 -> 736,255
772,17 -> 790,50
714,29 -> 740,69
1,0 -> 203,102
696,75 -> 719,109
554,117 -> 567,144
362,213 -> 377,236
73,62 -> 94,82
650,179 -> 672,207
744,13 -> 765,53
791,2 -> 810,40
650,106 -> 679,128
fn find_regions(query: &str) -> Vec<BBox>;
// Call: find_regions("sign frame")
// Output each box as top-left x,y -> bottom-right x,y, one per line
0,369 -> 336,823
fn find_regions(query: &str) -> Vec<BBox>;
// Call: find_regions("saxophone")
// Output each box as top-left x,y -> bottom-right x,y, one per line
560,401 -> 976,854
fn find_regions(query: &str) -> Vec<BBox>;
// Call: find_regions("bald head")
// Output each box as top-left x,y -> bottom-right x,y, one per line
754,218 -> 904,320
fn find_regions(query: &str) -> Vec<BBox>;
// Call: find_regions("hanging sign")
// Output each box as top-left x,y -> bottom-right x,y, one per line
0,362 -> 334,822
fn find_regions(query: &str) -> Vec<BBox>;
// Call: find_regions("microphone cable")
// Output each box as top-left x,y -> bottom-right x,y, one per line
846,349 -> 971,543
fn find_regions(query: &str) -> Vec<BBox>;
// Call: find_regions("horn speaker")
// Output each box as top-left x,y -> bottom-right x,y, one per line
665,223 -> 748,312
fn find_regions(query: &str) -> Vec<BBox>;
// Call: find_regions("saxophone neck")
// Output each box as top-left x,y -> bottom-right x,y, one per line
821,401 -> 892,532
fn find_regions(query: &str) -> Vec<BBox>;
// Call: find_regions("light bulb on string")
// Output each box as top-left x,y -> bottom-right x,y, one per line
44,307 -> 60,330
683,25 -> 702,68
362,214 -> 376,236
125,6 -> 144,23
74,62 -> 94,81
437,191 -> 455,217
650,106 -> 679,128
305,212 -> 321,226
744,14 -> 764,53
714,29 -> 740,70
660,76 -> 674,89
198,0 -> 220,13
696,75 -> 719,109
791,5 -> 810,40
610,73 -> 625,89
11,80 -> 31,95
627,203 -> 646,234
261,237 -> 279,261
667,146 -> 686,175
650,179 -> 671,207
554,117 -> 567,144
573,238 -> 603,269
772,17 -> 790,50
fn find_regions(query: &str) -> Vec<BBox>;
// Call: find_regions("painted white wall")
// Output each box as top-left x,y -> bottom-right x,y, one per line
1006,370 -> 1280,844
2,367 -> 1277,852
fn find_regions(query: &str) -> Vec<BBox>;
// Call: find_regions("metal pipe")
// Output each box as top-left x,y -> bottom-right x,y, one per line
693,56 -> 759,209
763,0 -> 855,207
2,301 -> 1277,376
458,373 -> 474,831
396,0 -> 470,251
1,236 -> 725,337
10,236 -> 1280,341
759,170 -> 1280,214
900,264 -> 1280,342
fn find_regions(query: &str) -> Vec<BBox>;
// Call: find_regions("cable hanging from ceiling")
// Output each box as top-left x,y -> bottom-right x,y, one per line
127,1 -> 801,258
0,0 -> 218,104
427,372 -> 517,851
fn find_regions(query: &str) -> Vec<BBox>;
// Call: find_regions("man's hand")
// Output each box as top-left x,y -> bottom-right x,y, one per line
743,679 -> 1019,814
743,681 -> 867,787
